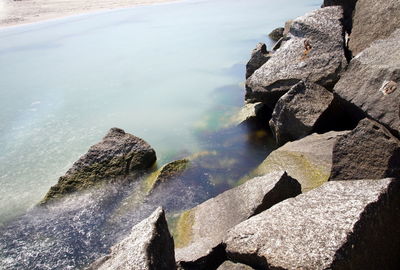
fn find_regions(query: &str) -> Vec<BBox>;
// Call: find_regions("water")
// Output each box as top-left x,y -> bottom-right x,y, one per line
0,0 -> 320,268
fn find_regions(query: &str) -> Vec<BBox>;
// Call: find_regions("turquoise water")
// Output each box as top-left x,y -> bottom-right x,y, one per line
0,0 -> 320,268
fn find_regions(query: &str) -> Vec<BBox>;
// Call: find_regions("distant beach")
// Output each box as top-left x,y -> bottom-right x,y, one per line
0,0 -> 178,28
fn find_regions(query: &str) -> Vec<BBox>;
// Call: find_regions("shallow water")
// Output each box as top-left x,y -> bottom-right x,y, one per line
0,0 -> 320,268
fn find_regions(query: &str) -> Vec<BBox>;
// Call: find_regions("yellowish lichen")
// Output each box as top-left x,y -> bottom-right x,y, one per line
171,209 -> 195,248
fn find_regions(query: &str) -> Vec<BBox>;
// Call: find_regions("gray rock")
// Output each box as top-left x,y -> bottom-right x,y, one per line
245,43 -> 271,79
217,261 -> 254,270
173,171 -> 301,270
330,118 -> 400,181
43,128 -> 156,203
88,207 -> 176,270
224,179 -> 400,269
322,0 -> 358,33
334,29 -> 400,137
349,0 -> 400,56
228,102 -> 267,127
268,27 -> 284,41
245,7 -> 347,108
269,80 -> 334,145
242,131 -> 348,192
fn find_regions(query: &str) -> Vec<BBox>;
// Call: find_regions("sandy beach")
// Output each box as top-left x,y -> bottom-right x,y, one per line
0,0 -> 177,28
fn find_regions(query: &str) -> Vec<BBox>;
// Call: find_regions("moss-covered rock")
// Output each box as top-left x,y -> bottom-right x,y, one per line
42,128 -> 156,204
241,131 -> 348,192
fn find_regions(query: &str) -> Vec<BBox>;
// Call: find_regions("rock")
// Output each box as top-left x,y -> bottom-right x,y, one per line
88,207 -> 176,270
330,118 -> 400,181
224,178 -> 400,269
322,0 -> 358,33
217,261 -> 254,270
349,0 -> 400,56
173,171 -> 301,270
245,43 -> 271,79
243,131 -> 348,192
144,159 -> 190,194
269,80 -> 334,145
43,128 -> 156,203
268,27 -> 284,41
245,7 -> 347,108
334,29 -> 400,137
228,102 -> 268,127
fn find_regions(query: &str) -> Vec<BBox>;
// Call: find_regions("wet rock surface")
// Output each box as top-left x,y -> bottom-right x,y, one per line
224,179 -> 400,270
330,118 -> 400,181
245,43 -> 271,79
88,207 -> 176,270
174,171 -> 301,270
245,7 -> 347,108
334,29 -> 400,137
244,131 -> 348,192
43,128 -> 156,203
269,80 -> 334,145
349,0 -> 400,56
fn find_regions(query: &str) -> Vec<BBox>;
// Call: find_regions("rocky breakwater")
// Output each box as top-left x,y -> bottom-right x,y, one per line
245,6 -> 347,108
42,128 -> 156,203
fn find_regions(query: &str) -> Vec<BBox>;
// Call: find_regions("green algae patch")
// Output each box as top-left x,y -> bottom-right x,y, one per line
171,209 -> 195,248
143,159 -> 190,194
239,150 -> 330,192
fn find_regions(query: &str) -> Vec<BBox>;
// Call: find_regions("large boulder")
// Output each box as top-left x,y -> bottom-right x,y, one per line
243,131 -> 348,192
330,118 -> 400,181
245,43 -> 271,79
88,207 -> 176,270
173,171 -> 301,270
245,7 -> 347,108
43,128 -> 156,203
269,80 -> 334,145
334,29 -> 400,137
224,179 -> 400,269
349,0 -> 400,56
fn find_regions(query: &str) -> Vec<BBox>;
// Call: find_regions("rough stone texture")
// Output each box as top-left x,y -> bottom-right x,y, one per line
88,207 -> 176,270
245,43 -> 271,79
269,80 -> 334,145
334,29 -> 400,137
173,171 -> 301,270
268,27 -> 284,41
224,179 -> 400,270
243,131 -> 348,192
43,128 -> 156,203
144,159 -> 190,194
330,118 -> 400,181
322,0 -> 358,33
245,7 -> 347,108
349,0 -> 400,56
217,261 -> 254,270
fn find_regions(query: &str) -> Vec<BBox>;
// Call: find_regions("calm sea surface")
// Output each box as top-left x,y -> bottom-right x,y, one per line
0,0 -> 320,268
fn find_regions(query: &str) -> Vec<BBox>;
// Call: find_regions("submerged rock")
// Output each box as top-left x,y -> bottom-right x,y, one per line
245,7 -> 347,108
217,261 -> 254,270
43,128 -> 156,203
243,131 -> 348,192
88,207 -> 176,270
349,0 -> 400,56
224,178 -> 400,269
245,43 -> 271,79
330,118 -> 400,181
144,159 -> 190,194
269,80 -> 334,145
229,102 -> 267,127
173,171 -> 301,270
268,27 -> 284,41
334,29 -> 400,137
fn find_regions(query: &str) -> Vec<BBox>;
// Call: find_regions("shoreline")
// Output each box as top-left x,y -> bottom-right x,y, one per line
0,0 -> 180,29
